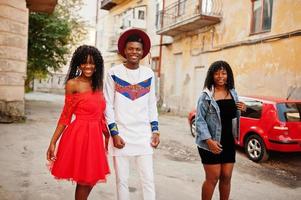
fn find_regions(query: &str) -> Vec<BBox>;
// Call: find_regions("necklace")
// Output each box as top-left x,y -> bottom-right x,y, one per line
223,91 -> 229,99
213,88 -> 229,100
125,66 -> 141,84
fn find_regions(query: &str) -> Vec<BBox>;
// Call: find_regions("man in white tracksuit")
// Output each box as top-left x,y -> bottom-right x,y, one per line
104,28 -> 160,200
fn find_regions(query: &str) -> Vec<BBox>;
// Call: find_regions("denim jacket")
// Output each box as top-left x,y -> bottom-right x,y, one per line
195,88 -> 240,151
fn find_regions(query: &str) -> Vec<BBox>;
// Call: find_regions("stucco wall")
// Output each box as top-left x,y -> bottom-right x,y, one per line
98,0 -> 159,70
0,0 -> 28,122
160,0 -> 301,115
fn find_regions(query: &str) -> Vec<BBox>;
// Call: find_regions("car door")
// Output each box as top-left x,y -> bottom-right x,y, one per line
238,98 -> 264,145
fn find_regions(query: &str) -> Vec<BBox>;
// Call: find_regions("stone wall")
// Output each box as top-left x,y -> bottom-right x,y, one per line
0,0 -> 28,122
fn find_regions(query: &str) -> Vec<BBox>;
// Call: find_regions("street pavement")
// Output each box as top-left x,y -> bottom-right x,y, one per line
0,92 -> 300,200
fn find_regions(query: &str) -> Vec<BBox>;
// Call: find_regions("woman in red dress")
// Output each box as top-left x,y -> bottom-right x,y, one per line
46,45 -> 110,200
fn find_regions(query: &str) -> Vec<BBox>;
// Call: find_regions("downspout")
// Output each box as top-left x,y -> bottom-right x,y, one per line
158,0 -> 165,104
158,0 -> 165,79
95,0 -> 99,46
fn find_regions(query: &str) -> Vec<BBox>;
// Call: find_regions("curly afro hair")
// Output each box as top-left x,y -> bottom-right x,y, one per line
203,60 -> 235,90
65,45 -> 104,91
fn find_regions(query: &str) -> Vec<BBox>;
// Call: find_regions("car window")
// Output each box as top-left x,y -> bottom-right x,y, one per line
276,103 -> 301,122
241,100 -> 263,119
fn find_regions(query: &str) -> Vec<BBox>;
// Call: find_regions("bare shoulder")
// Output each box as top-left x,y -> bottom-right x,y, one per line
65,79 -> 78,94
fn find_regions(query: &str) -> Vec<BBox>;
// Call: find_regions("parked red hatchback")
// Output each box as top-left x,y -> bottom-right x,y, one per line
188,96 -> 301,162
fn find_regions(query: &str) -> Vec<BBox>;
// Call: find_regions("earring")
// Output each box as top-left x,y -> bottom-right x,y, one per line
76,67 -> 82,76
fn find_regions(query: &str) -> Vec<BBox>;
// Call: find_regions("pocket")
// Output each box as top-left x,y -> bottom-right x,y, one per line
207,105 -> 216,114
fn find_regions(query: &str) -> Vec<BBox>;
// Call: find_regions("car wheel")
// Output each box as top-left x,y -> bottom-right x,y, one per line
245,134 -> 269,162
190,118 -> 196,137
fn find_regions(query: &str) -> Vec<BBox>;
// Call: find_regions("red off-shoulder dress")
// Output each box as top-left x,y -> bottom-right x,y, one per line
49,91 -> 110,186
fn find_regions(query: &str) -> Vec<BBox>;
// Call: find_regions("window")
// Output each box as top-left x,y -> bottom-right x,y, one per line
277,103 -> 301,122
251,0 -> 273,34
155,3 -> 160,29
202,0 -> 213,14
138,10 -> 145,20
122,18 -> 131,28
241,100 -> 263,119
177,0 -> 185,16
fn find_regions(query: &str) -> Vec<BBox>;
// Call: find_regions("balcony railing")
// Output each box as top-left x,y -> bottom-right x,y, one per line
100,0 -> 117,10
157,0 -> 222,36
26,0 -> 57,13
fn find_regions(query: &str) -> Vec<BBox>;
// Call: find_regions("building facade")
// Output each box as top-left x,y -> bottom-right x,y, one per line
0,0 -> 57,122
157,0 -> 301,115
97,0 -> 175,100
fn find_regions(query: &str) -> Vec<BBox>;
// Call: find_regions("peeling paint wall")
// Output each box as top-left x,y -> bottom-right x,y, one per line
200,37 -> 301,98
161,0 -> 301,115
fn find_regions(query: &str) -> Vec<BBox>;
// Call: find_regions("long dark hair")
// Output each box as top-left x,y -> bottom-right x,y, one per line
203,60 -> 235,90
65,45 -> 104,91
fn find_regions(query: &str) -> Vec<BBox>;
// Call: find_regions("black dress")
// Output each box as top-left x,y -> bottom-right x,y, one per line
198,99 -> 237,164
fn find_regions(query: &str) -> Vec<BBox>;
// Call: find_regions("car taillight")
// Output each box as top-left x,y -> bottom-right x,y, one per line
273,126 -> 289,131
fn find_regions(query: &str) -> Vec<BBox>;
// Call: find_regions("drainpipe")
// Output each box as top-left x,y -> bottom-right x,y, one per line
95,0 -> 99,46
158,37 -> 162,77
158,0 -> 165,79
157,0 -> 165,104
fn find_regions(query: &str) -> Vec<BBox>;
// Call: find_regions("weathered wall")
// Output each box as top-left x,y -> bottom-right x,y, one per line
161,0 -> 301,115
0,0 -> 28,122
98,0 -> 158,70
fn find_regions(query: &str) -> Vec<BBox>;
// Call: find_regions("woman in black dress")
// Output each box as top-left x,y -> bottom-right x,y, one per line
195,61 -> 246,200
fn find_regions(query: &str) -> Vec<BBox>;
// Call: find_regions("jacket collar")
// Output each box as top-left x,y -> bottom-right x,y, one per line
203,87 -> 214,101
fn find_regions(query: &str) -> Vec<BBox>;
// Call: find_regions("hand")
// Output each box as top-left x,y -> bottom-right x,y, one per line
206,139 -> 222,154
104,135 -> 109,152
236,101 -> 247,112
151,133 -> 160,148
102,126 -> 110,152
47,143 -> 56,162
112,135 -> 125,149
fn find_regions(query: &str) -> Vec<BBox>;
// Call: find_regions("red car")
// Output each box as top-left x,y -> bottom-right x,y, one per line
188,96 -> 301,162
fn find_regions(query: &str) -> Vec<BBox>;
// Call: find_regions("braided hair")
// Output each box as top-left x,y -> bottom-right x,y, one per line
203,60 -> 235,90
66,45 -> 104,91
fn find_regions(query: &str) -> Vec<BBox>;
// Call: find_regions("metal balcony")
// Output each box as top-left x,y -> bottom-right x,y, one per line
100,0 -> 117,10
26,0 -> 57,13
157,0 -> 222,36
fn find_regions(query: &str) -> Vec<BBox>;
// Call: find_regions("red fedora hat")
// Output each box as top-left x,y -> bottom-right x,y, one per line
117,28 -> 151,59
